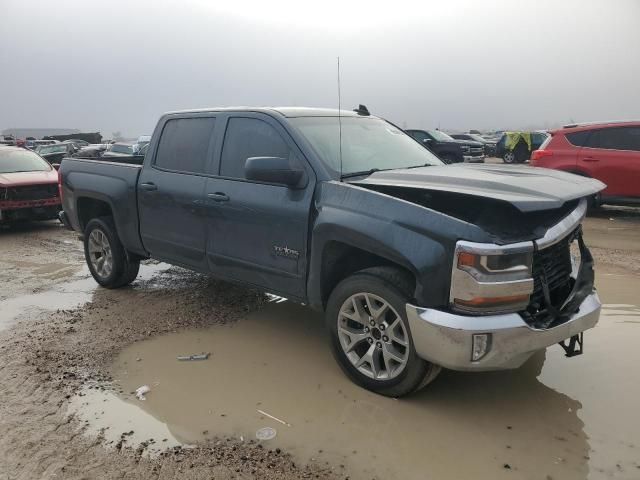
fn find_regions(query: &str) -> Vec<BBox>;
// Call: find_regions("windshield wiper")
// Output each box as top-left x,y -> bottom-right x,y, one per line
404,163 -> 434,169
340,168 -> 386,180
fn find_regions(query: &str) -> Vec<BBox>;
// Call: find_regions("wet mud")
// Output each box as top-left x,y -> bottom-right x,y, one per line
96,269 -> 640,480
1,215 -> 640,479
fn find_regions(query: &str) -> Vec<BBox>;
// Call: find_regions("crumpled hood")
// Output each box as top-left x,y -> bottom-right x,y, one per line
0,169 -> 57,187
351,164 -> 605,212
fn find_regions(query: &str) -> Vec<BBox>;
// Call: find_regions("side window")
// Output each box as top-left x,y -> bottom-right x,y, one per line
155,117 -> 215,173
625,127 -> 640,151
410,131 -> 428,142
220,118 -> 290,179
586,127 -> 640,151
566,131 -> 590,147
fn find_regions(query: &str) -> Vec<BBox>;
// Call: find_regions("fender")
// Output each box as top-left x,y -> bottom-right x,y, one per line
307,182 -> 490,310
66,169 -> 146,256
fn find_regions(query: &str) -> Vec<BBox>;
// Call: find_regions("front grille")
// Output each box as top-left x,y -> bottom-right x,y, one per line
5,184 -> 58,201
531,234 -> 573,306
469,147 -> 484,156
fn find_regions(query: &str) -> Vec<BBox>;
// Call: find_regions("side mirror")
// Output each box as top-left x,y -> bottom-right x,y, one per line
245,156 -> 304,188
423,138 -> 433,145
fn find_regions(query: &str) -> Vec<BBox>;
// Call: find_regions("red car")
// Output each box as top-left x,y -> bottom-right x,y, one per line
531,121 -> 640,207
0,146 -> 61,223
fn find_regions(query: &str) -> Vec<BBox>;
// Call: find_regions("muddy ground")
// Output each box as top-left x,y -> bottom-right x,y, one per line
0,210 -> 639,480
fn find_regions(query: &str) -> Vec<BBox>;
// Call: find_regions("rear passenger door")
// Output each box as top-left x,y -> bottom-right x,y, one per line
138,115 -> 216,271
203,113 -> 316,300
578,126 -> 640,198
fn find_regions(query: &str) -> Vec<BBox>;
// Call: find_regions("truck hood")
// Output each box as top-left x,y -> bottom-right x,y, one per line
452,139 -> 484,147
351,164 -> 605,212
0,169 -> 58,187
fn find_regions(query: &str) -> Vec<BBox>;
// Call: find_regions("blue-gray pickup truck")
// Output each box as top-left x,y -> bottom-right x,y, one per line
59,107 -> 605,397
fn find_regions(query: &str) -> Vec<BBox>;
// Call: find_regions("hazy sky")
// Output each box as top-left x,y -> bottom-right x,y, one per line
1,0 -> 639,137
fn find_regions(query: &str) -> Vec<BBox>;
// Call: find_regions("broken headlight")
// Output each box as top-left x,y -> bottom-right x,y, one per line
450,242 -> 534,314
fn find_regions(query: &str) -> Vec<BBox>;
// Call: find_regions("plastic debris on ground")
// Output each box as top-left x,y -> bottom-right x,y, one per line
257,409 -> 292,427
135,385 -> 151,400
256,427 -> 277,441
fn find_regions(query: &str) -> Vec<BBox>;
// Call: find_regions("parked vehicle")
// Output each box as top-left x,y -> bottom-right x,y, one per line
59,107 -> 604,397
496,131 -> 548,163
72,144 -> 110,159
102,143 -> 135,157
405,129 -> 485,163
450,133 -> 497,157
531,121 -> 640,207
0,146 -> 61,223
62,139 -> 90,149
27,139 -> 58,151
36,143 -> 78,166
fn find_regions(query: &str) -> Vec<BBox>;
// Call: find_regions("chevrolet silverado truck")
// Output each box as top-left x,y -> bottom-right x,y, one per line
405,129 -> 485,163
59,107 -> 604,397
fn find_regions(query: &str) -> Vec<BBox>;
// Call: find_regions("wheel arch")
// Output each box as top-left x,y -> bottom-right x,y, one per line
308,238 -> 418,311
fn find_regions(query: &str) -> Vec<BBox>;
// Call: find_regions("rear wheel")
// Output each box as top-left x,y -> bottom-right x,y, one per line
84,217 -> 140,288
503,151 -> 515,163
326,267 -> 441,397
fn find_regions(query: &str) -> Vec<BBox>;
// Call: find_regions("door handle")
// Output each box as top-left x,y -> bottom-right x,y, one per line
582,157 -> 599,162
207,192 -> 229,202
139,182 -> 158,191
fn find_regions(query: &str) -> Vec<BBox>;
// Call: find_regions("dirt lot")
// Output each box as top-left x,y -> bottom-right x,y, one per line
1,212 -> 639,480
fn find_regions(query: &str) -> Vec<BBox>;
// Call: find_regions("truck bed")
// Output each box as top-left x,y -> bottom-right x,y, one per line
59,157 -> 146,255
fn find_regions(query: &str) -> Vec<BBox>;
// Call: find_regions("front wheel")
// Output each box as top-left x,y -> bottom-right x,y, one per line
325,267 -> 441,397
84,217 -> 140,288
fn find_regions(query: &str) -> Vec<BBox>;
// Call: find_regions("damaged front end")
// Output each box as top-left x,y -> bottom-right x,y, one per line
449,199 -> 596,351
405,197 -> 601,370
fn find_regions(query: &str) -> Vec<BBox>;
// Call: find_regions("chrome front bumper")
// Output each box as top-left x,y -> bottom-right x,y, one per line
406,291 -> 601,371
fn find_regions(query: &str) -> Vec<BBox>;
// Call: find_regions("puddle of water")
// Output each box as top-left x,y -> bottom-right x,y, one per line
0,262 -> 172,332
68,386 -> 182,454
99,268 -> 640,480
583,214 -> 640,252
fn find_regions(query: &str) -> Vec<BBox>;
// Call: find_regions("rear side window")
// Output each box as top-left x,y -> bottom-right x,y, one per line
220,118 -> 290,179
409,130 -> 429,142
586,127 -> 640,151
155,117 -> 215,173
566,130 -> 590,147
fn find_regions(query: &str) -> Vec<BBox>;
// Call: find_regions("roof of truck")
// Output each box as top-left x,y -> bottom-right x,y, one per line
165,107 -> 372,118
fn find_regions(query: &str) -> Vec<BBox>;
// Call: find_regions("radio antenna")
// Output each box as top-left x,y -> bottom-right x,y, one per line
337,56 -> 343,180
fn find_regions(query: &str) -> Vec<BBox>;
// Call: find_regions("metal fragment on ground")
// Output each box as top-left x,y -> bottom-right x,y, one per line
176,353 -> 210,361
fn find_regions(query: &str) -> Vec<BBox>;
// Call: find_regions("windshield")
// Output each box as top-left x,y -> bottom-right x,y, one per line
427,130 -> 455,142
0,149 -> 52,173
291,117 -> 442,176
38,145 -> 67,154
111,144 -> 133,154
468,134 -> 488,143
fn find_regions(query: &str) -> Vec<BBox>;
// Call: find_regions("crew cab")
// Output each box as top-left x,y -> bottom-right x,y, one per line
405,129 -> 485,163
59,107 -> 604,397
0,146 -> 61,223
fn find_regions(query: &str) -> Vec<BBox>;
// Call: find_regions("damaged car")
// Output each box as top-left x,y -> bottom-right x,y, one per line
59,106 -> 604,397
0,146 -> 61,223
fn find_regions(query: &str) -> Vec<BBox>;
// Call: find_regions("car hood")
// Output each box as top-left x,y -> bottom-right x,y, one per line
350,164 -> 605,212
0,169 -> 57,187
452,139 -> 483,147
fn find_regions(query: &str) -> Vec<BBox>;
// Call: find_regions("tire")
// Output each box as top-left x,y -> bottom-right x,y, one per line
325,266 -> 441,397
503,151 -> 515,163
84,216 -> 140,288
